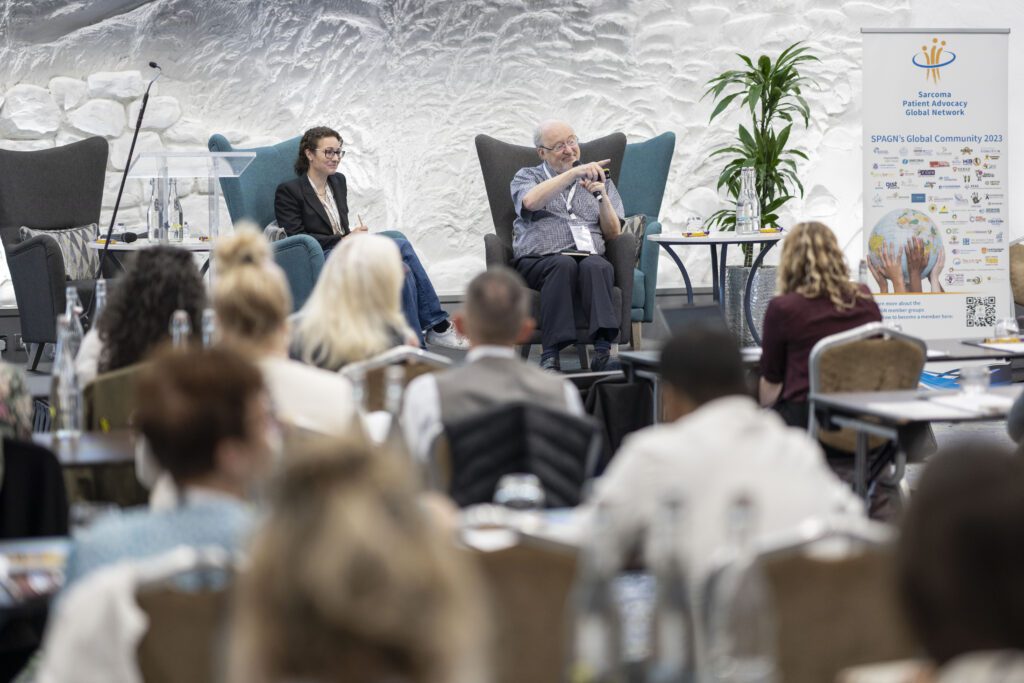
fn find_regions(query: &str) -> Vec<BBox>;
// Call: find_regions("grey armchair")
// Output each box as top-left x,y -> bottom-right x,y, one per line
475,133 -> 635,361
0,137 -> 110,369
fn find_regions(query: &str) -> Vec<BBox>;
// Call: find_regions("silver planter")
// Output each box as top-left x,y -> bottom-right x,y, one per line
723,265 -> 777,346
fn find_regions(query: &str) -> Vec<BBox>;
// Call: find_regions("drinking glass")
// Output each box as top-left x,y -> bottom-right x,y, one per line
994,317 -> 1020,339
959,365 -> 990,395
493,473 -> 545,511
685,215 -> 704,234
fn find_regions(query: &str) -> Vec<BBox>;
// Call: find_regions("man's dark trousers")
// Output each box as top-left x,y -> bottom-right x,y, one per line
514,253 -> 619,350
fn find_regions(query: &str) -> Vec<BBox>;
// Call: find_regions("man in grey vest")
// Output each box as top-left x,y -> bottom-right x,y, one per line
401,267 -> 584,461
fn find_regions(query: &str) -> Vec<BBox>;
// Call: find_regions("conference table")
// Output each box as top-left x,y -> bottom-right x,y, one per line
32,430 -> 135,468
812,384 -> 1023,499
648,232 -> 784,345
88,238 -> 213,275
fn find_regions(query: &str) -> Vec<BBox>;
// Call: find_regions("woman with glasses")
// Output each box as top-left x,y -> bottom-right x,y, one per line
275,126 -> 467,350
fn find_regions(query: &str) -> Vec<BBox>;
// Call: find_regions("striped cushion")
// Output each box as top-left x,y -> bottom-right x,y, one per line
20,224 -> 99,280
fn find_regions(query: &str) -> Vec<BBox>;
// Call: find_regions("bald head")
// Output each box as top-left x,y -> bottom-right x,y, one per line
533,119 -> 573,148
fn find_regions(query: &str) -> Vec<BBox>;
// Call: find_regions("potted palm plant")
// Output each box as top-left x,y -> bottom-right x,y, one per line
702,42 -> 818,343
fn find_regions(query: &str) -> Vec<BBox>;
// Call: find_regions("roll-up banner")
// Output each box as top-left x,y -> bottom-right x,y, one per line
862,29 -> 1010,339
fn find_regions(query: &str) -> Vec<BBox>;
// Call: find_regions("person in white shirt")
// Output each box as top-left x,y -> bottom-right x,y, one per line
586,324 -> 863,580
212,228 -> 356,436
402,267 -> 584,462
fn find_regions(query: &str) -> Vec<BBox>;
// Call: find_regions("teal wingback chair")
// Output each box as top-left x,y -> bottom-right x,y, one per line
208,134 -> 301,230
617,132 -> 675,349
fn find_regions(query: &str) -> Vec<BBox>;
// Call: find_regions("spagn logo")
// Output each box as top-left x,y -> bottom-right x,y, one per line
913,37 -> 955,83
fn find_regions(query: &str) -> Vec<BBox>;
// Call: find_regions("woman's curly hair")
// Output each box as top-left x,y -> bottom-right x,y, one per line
777,221 -> 867,310
97,246 -> 206,373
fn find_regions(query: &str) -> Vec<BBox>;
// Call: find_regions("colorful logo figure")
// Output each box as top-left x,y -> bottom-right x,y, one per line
913,38 -> 955,82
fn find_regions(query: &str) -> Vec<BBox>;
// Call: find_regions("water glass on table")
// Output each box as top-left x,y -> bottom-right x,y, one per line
959,365 -> 990,395
493,473 -> 545,511
993,317 -> 1020,340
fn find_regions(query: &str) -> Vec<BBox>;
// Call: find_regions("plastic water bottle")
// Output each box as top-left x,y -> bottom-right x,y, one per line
170,309 -> 192,348
707,495 -> 778,683
566,504 -> 624,683
50,314 -> 82,440
201,308 -> 216,348
63,286 -> 84,360
146,179 -> 162,243
858,258 -> 869,286
168,179 -> 184,243
646,497 -> 697,683
735,168 -> 761,235
94,278 -> 108,324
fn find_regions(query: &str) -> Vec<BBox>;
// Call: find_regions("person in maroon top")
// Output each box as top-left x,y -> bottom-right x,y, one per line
759,221 -> 882,428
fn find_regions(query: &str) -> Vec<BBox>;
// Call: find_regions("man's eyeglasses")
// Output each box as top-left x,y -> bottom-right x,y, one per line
538,136 -> 579,154
317,148 -> 346,160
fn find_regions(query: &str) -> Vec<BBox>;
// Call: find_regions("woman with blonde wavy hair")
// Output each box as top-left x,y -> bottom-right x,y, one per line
293,233 -> 418,371
227,437 -> 488,683
758,221 -> 881,427
212,229 -> 355,435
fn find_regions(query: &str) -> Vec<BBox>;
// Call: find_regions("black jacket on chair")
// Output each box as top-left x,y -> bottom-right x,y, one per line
274,173 -> 350,252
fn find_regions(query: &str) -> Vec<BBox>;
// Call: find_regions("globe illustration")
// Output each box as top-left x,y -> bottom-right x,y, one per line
867,209 -> 942,280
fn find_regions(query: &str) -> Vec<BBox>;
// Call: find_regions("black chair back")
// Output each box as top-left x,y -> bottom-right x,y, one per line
474,133 -> 627,250
0,438 -> 69,539
442,402 -> 602,508
0,137 -> 108,247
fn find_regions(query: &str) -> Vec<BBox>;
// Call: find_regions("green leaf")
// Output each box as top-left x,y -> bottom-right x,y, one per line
738,124 -> 756,152
709,91 -> 743,121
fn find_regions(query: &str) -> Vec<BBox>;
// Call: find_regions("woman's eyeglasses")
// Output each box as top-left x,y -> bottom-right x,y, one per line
317,148 -> 346,159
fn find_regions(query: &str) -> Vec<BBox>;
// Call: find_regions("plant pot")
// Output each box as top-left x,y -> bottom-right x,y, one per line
724,265 -> 776,346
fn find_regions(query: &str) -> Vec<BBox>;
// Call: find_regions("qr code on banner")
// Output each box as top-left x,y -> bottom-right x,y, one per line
965,296 -> 997,328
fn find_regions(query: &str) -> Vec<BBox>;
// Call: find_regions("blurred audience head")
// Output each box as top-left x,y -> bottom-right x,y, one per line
660,325 -> 747,420
213,228 -> 292,357
454,266 -> 533,346
134,347 -> 272,495
295,126 -> 342,176
777,221 -> 861,310
229,437 -> 484,683
294,234 -> 414,370
0,363 -> 33,441
98,245 -> 205,373
898,445 -> 1024,665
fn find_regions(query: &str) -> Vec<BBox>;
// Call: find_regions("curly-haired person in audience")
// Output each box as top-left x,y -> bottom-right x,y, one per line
228,437 -> 487,683
75,246 -> 206,386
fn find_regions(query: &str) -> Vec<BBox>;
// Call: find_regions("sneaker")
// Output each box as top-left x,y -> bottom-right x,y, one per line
540,354 -> 561,373
425,325 -> 470,351
590,353 -> 622,372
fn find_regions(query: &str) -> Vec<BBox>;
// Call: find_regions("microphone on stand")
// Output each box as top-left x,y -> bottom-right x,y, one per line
94,61 -> 162,281
572,160 -> 609,201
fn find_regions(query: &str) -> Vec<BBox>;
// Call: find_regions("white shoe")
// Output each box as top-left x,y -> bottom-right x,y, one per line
425,325 -> 470,350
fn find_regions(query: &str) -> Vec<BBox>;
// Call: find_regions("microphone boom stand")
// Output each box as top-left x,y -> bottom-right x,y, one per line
95,62 -> 162,280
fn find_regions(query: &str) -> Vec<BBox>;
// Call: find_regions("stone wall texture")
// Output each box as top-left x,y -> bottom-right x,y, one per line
0,0 -> 1016,293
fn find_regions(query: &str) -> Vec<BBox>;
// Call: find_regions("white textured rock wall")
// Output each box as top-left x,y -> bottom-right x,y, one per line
0,0 -> 976,293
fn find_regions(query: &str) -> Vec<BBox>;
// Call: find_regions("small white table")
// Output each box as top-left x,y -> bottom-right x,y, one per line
89,238 -> 213,274
648,232 -> 784,345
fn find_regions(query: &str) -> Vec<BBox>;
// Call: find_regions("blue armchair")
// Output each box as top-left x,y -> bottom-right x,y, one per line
617,132 -> 675,349
271,235 -> 324,311
208,134 -> 301,230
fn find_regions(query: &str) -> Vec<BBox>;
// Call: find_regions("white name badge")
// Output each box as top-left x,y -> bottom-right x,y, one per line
569,222 -> 596,254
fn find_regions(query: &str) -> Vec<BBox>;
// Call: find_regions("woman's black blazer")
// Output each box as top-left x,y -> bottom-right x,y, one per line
274,173 -> 350,251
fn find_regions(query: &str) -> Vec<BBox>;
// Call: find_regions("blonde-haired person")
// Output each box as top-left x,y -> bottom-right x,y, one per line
227,437 -> 488,683
212,229 -> 356,435
758,221 -> 881,427
292,233 -> 419,371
